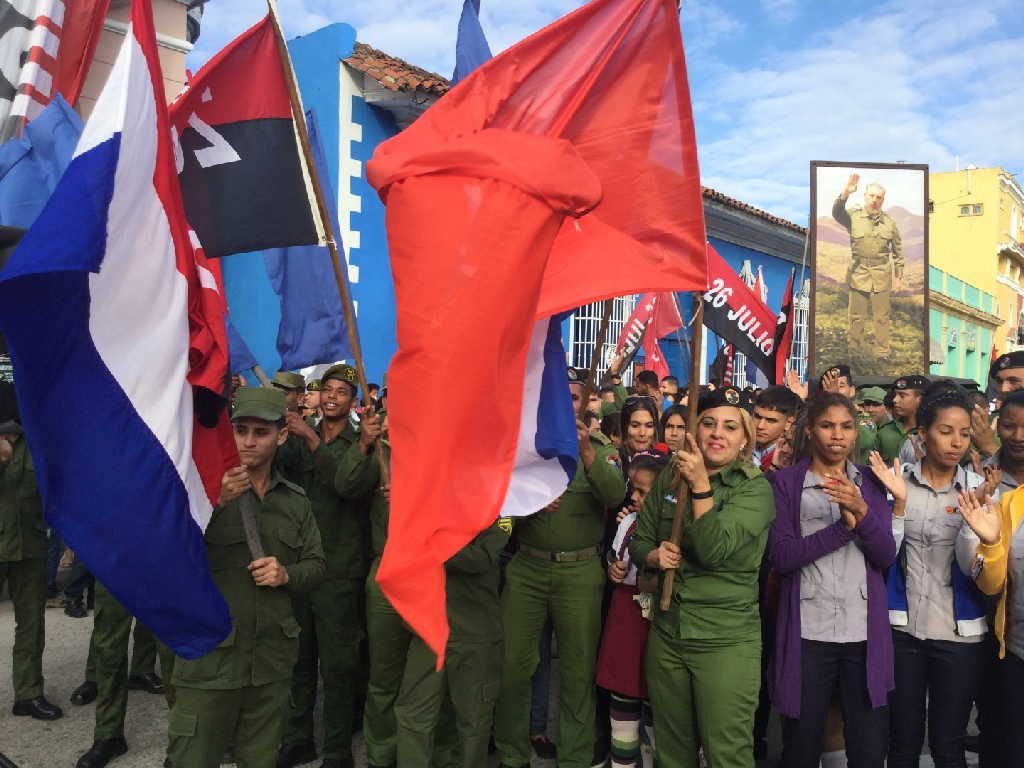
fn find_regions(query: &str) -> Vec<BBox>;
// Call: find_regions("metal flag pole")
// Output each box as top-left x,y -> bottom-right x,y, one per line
267,0 -> 389,484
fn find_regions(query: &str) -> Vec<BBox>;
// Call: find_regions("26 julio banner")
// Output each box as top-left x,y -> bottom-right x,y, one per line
702,245 -> 779,380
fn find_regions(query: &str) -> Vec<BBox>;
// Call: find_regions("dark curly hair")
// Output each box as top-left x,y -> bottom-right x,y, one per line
915,382 -> 971,431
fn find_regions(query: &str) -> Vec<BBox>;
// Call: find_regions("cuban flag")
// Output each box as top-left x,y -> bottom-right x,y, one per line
0,0 -> 231,658
452,2 -> 578,519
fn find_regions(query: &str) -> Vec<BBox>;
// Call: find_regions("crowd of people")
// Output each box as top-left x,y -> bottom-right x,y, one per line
5,349 -> 1024,768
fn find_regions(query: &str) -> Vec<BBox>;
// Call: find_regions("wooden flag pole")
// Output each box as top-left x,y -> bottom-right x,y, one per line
267,0 -> 389,484
660,294 -> 703,610
578,299 -> 615,416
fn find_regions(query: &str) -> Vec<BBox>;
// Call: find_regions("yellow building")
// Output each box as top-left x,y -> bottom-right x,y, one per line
928,167 -> 1024,384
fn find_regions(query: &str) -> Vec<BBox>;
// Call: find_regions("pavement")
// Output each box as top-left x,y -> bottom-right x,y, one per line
0,598 -> 978,767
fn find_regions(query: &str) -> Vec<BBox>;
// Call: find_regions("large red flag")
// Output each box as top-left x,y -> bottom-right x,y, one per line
367,0 -> 707,661
0,0 -> 111,140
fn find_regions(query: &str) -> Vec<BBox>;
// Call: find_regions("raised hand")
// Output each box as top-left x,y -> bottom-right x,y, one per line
842,173 -> 860,199
971,404 -> 999,457
785,368 -> 808,401
957,490 -> 1001,546
820,368 -> 841,394
867,451 -> 907,503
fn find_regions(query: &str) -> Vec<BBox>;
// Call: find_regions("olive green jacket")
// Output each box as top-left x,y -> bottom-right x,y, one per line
335,440 -> 388,558
516,434 -> 626,552
278,421 -> 374,582
833,198 -> 903,293
875,418 -> 910,464
172,474 -> 325,690
445,521 -> 510,643
629,459 -> 774,642
0,435 -> 47,562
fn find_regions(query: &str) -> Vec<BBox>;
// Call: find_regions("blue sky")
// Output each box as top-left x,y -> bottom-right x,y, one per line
189,0 -> 1024,225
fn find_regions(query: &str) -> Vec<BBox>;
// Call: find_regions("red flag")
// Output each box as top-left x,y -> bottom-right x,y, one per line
723,344 -> 735,385
168,17 -> 321,258
0,0 -> 111,140
367,0 -> 707,661
642,292 -> 683,381
774,269 -> 797,385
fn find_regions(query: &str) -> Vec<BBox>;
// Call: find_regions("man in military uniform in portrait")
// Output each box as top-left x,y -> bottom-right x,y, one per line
833,173 -> 903,360
165,387 -> 325,768
0,414 -> 63,724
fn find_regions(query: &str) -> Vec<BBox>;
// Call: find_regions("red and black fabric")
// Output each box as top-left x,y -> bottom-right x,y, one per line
168,16 -> 318,258
703,245 -> 780,380
774,269 -> 796,385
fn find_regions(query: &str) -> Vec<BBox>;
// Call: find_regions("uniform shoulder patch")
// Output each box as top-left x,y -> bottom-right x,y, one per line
497,517 -> 513,536
605,452 -> 622,468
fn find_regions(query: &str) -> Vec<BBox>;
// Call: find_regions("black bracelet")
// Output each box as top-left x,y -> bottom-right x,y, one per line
690,487 -> 713,500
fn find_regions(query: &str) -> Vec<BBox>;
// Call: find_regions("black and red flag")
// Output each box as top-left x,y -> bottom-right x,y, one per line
168,16 -> 322,259
773,269 -> 796,385
702,244 -> 780,381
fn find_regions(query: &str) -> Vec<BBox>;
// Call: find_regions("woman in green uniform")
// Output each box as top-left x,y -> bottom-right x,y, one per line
629,386 -> 774,768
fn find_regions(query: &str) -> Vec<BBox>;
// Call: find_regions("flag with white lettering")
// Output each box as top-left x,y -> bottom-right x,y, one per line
774,268 -> 796,384
168,15 -> 322,259
0,0 -> 110,141
702,245 -> 779,380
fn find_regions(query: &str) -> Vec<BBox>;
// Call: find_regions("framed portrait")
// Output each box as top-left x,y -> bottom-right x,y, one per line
809,161 -> 929,379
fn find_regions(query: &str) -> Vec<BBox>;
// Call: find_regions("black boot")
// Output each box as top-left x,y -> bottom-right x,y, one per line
12,696 -> 63,720
126,672 -> 164,694
75,737 -> 128,768
0,751 -> 19,768
276,741 -> 317,768
71,681 -> 98,706
64,597 -> 87,618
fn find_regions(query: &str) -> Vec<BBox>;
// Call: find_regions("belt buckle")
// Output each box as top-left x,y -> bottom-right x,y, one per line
552,550 -> 568,563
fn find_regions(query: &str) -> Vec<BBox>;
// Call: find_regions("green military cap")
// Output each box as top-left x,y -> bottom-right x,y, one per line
305,378 -> 321,392
272,371 -> 305,391
232,386 -> 286,422
321,363 -> 358,392
857,386 -> 887,405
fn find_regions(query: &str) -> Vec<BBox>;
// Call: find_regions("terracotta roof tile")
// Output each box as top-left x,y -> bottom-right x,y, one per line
701,186 -> 805,233
344,42 -> 450,96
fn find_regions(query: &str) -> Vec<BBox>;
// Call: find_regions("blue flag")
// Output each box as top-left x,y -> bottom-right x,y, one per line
0,95 -> 83,228
226,315 -> 259,375
262,109 -> 352,370
452,0 -> 493,85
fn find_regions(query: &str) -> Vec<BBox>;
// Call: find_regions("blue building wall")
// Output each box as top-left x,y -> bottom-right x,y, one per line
221,24 -> 398,383
661,235 -> 798,385
346,98 -> 399,383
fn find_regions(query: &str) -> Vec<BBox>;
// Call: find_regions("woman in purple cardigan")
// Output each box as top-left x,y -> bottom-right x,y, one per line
767,392 -> 898,768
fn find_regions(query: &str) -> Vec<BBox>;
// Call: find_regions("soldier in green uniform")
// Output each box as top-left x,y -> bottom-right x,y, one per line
276,364 -> 378,768
0,420 -> 63,722
856,386 -> 890,462
272,371 -> 306,413
833,174 -> 903,360
73,584 -> 175,767
393,520 -> 510,768
494,368 -> 627,768
333,403 -> 401,768
875,375 -> 927,463
630,386 -> 774,768
166,387 -> 325,768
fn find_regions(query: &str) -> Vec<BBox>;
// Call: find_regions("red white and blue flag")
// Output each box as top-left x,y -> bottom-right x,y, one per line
0,0 -> 231,658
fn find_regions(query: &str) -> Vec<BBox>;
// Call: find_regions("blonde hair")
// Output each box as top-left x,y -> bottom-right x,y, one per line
738,409 -> 756,462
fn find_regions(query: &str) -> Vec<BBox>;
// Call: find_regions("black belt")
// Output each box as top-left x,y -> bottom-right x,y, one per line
519,544 -> 601,563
